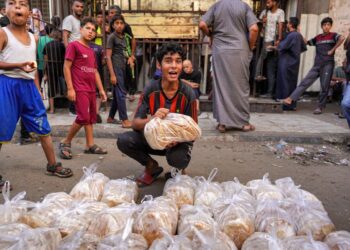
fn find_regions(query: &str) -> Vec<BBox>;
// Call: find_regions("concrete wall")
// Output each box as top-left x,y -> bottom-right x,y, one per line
300,0 -> 330,15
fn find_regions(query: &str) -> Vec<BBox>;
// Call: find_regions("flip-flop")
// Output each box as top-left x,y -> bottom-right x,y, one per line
84,144 -> 108,154
136,166 -> 164,187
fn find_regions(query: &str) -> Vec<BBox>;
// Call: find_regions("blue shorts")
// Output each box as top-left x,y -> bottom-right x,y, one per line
0,75 -> 51,143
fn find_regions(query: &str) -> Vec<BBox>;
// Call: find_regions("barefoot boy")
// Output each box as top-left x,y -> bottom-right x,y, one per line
0,0 -> 73,178
60,17 -> 107,159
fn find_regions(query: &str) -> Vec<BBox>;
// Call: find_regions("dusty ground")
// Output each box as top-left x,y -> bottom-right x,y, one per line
0,138 -> 349,230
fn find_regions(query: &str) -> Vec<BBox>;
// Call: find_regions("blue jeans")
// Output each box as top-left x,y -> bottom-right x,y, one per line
108,67 -> 128,121
341,82 -> 350,128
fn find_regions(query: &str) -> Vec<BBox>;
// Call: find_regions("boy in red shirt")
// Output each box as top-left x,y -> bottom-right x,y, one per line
60,18 -> 107,159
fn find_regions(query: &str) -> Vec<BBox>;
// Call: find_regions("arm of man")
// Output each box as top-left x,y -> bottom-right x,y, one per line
249,24 -> 259,50
95,71 -> 107,102
63,59 -> 75,102
62,30 -> 70,48
328,34 -> 345,55
181,78 -> 199,88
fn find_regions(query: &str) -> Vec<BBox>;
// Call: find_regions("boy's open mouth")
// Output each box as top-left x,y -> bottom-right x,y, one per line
169,71 -> 178,76
15,13 -> 23,17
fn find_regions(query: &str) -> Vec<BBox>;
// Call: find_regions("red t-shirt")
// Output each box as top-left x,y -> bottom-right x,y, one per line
65,41 -> 97,92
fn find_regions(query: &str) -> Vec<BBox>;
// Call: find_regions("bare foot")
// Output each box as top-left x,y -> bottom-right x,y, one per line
242,124 -> 255,132
283,97 -> 293,105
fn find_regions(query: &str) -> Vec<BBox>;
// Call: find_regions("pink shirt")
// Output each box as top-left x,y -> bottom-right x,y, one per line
65,41 -> 97,92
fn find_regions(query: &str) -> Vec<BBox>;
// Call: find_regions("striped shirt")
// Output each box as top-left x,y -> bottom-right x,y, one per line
308,32 -> 340,66
135,79 -> 198,122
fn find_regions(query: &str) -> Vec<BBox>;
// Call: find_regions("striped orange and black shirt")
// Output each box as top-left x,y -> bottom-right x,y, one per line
135,79 -> 198,122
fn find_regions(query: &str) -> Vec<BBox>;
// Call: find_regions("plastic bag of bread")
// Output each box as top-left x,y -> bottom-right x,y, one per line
144,113 -> 201,150
0,227 -> 62,250
149,228 -> 192,250
163,168 -> 197,208
0,223 -> 31,249
70,164 -> 110,202
87,203 -> 138,239
324,231 -> 350,250
192,227 -> 238,250
255,200 -> 295,239
194,168 -> 223,208
98,219 -> 148,250
241,232 -> 283,250
133,196 -> 178,246
19,192 -> 73,228
221,178 -> 255,204
246,174 -> 284,202
101,179 -> 138,207
0,181 -> 35,224
58,230 -> 100,250
212,194 -> 255,249
283,235 -> 330,250
53,201 -> 108,237
177,204 -> 216,239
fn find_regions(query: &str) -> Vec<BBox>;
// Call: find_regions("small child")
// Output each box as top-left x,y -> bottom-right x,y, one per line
180,59 -> 202,113
59,17 -> 107,159
283,17 -> 345,114
106,14 -> 132,128
0,0 -> 72,178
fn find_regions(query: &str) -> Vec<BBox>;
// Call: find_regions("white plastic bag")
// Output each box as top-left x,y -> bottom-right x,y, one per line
0,223 -> 30,249
70,164 -> 110,202
212,194 -> 255,248
144,113 -> 201,150
163,168 -> 197,208
149,228 -> 192,250
101,179 -> 138,207
87,203 -> 139,239
283,235 -> 330,250
177,204 -> 216,239
192,227 -> 238,250
133,196 -> 178,246
58,230 -> 100,250
221,178 -> 255,204
241,232 -> 283,250
194,168 -> 223,208
98,219 -> 148,250
246,174 -> 284,202
324,231 -> 350,250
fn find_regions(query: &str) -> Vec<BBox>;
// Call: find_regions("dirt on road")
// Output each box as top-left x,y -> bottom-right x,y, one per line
0,138 -> 349,230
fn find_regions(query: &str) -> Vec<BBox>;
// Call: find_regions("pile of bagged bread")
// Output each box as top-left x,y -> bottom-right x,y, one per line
0,165 -> 349,250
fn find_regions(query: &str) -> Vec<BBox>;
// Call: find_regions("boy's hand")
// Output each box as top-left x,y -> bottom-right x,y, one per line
153,108 -> 169,119
67,89 -> 76,102
110,74 -> 117,85
127,57 -> 135,67
100,90 -> 107,102
20,61 -> 37,73
327,50 -> 335,56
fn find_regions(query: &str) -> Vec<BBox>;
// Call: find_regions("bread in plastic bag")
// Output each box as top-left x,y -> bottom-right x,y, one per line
133,196 -> 178,246
58,230 -> 100,250
19,192 -> 73,228
212,194 -> 255,248
0,227 -> 62,250
98,219 -> 148,250
101,179 -> 138,207
283,235 -> 330,250
177,204 -> 216,239
70,164 -> 110,202
149,228 -> 193,250
0,182 -> 35,224
163,168 -> 197,208
241,232 -> 283,250
221,178 -> 255,204
255,200 -> 295,239
191,227 -> 238,250
87,202 -> 138,239
144,113 -> 201,150
324,231 -> 350,250
0,223 -> 30,249
53,201 -> 108,237
194,168 -> 223,208
246,174 -> 284,202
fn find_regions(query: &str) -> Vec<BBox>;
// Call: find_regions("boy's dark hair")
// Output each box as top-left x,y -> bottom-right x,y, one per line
110,14 -> 125,26
289,17 -> 299,29
72,0 -> 83,5
109,5 -> 122,15
156,42 -> 185,64
80,17 -> 96,29
50,29 -> 62,40
321,17 -> 333,26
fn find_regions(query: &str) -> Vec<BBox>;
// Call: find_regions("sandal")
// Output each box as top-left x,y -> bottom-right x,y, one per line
0,176 -> 12,193
242,124 -> 255,132
46,162 -> 73,178
59,142 -> 73,160
107,118 -> 122,124
84,144 -> 108,154
217,124 -> 226,133
136,166 -> 164,187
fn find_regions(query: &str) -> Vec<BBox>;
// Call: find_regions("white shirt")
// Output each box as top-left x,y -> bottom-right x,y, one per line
260,8 -> 285,43
62,15 -> 81,43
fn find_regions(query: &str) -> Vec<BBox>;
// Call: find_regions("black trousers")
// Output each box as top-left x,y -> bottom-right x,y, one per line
117,130 -> 193,170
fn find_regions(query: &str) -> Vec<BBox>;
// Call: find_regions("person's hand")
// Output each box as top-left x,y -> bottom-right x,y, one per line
327,50 -> 335,56
191,83 -> 200,88
20,61 -> 37,73
67,89 -> 76,102
166,141 -> 178,149
100,90 -> 107,102
43,74 -> 47,81
153,108 -> 169,119
127,57 -> 134,66
110,74 -> 117,85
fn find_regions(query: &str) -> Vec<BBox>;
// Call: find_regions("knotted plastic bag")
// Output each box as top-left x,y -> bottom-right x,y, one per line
133,196 -> 178,246
194,168 -> 223,208
144,113 -> 201,150
324,231 -> 350,250
283,235 -> 330,250
192,227 -> 238,250
163,168 -> 197,208
101,179 -> 139,207
58,230 -> 100,250
221,177 -> 255,204
241,232 -> 283,250
149,227 -> 193,250
246,173 -> 284,202
70,164 -> 110,202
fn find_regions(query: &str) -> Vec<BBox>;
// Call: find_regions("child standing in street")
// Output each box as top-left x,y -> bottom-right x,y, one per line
106,14 -> 132,128
59,17 -> 107,159
0,0 -> 73,178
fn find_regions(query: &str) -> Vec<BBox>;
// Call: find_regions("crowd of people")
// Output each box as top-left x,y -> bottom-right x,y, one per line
0,0 -> 349,189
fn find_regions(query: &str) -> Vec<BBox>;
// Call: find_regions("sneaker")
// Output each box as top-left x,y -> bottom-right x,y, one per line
313,108 -> 323,115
